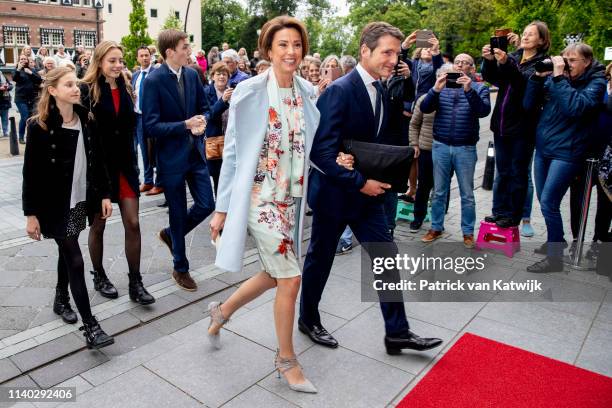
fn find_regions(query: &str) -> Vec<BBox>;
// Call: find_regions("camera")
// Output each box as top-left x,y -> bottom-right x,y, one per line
490,36 -> 509,52
534,58 -> 569,73
445,72 -> 462,88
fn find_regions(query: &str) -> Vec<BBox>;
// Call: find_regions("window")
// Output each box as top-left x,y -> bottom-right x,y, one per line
175,11 -> 180,19
108,3 -> 112,13
150,9 -> 157,18
2,26 -> 30,65
72,0 -> 81,5
40,28 -> 65,56
83,0 -> 91,5
189,35 -> 194,43
74,30 -> 97,48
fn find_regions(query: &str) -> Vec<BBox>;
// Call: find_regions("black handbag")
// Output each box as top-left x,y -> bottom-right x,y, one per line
343,139 -> 415,192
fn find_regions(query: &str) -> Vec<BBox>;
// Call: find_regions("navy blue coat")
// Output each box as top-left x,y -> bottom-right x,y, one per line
308,68 -> 389,218
142,64 -> 211,176
523,61 -> 606,162
481,49 -> 546,139
204,83 -> 229,138
420,81 -> 491,146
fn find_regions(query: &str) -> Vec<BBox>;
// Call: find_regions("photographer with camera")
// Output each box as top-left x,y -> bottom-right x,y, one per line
481,21 -> 550,230
14,53 -> 42,144
420,54 -> 491,248
523,43 -> 606,273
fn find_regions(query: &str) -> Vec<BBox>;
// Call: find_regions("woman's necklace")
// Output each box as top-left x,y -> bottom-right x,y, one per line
62,113 -> 77,126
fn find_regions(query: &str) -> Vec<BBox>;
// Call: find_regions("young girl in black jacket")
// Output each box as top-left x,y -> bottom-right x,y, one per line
22,66 -> 114,349
80,41 -> 155,305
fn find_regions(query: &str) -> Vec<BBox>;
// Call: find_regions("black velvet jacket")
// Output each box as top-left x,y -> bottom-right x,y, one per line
22,103 -> 111,238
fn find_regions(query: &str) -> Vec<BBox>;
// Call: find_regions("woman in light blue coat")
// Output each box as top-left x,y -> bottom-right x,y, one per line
206,16 -> 352,394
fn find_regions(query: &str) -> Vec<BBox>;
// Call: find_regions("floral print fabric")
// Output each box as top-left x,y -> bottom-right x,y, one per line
248,72 -> 306,278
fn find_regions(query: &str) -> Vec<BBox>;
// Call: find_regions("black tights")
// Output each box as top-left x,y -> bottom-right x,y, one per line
88,198 -> 142,277
56,236 -> 93,321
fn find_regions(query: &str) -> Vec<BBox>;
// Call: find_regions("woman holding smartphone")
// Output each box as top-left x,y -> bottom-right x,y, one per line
23,66 -> 114,348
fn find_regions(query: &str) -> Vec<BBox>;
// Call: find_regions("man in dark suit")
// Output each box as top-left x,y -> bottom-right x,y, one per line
143,29 -> 214,292
132,45 -> 163,195
299,22 -> 443,354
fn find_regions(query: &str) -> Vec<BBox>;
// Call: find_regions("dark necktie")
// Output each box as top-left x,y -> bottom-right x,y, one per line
138,70 -> 147,111
175,72 -> 185,107
372,80 -> 383,138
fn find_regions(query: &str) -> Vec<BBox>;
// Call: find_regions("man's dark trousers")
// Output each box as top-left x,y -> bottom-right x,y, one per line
300,198 -> 410,336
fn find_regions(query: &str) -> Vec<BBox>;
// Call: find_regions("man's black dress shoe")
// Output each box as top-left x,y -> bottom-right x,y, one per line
298,319 -> 338,348
526,258 -> 564,273
384,331 -> 443,354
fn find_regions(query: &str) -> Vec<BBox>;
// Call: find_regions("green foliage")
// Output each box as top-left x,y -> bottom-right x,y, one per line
120,0 -> 153,69
201,0 -> 249,52
162,9 -> 183,31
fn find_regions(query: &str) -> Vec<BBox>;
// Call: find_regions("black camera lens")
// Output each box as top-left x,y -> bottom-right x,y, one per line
534,60 -> 554,73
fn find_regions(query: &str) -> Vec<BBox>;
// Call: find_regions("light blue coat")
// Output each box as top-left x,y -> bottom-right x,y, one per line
215,70 -> 320,273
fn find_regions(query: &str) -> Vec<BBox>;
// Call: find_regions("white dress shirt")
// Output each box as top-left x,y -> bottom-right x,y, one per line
134,65 -> 152,114
355,63 -> 383,134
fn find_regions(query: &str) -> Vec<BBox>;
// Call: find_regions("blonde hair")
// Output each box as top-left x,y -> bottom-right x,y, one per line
29,67 -> 76,131
81,41 -> 133,106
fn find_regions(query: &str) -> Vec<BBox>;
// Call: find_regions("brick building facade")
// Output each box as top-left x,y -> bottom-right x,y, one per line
0,0 -> 103,66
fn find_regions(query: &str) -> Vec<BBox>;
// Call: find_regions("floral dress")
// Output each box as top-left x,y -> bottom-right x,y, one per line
248,86 -> 306,278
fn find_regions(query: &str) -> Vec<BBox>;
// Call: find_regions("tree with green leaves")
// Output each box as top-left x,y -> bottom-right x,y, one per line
201,0 -> 249,52
162,9 -> 183,30
120,0 -> 153,69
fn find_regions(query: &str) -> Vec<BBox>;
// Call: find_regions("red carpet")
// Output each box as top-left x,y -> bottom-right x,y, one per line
397,333 -> 612,408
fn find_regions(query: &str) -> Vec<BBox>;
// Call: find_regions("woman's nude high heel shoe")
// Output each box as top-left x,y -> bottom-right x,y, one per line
274,349 -> 317,394
207,301 -> 229,349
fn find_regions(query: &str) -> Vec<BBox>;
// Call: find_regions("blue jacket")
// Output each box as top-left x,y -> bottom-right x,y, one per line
142,63 -> 211,176
228,69 -> 250,88
523,61 -> 606,162
204,83 -> 230,137
308,67 -> 390,218
420,81 -> 491,146
402,47 -> 443,108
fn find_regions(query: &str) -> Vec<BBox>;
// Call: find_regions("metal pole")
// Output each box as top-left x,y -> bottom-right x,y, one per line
571,158 -> 598,269
183,0 -> 193,32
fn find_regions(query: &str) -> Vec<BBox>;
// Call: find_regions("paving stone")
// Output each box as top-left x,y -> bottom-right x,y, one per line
334,307 -> 454,375
0,357 -> 20,383
10,333 -> 84,372
222,385 -> 298,408
31,375 -> 93,408
172,277 -> 229,303
149,303 -> 208,335
0,307 -> 39,331
97,311 -> 141,337
128,294 -> 189,323
259,345 -> 413,408
404,301 -> 486,332
2,288 -> 55,308
99,324 -> 165,357
56,366 -> 200,408
225,300 -> 346,354
81,336 -> 180,386
453,316 -> 581,364
317,274 -> 374,321
575,320 -> 612,377
29,350 -> 109,389
145,329 -> 274,407
0,271 -> 28,287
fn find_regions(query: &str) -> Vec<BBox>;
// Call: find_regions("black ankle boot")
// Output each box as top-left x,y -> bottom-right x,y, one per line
128,274 -> 155,305
79,316 -> 114,349
53,288 -> 78,324
91,269 -> 118,299
526,257 -> 564,273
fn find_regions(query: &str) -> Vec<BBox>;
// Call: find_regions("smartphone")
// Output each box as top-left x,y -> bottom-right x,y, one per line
229,82 -> 237,89
321,67 -> 342,82
445,72 -> 462,89
416,30 -> 434,48
490,36 -> 509,52
394,56 -> 401,72
494,28 -> 512,37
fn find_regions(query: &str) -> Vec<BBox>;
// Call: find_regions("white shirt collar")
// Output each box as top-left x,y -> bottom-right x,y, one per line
356,63 -> 378,87
140,65 -> 152,74
166,63 -> 182,80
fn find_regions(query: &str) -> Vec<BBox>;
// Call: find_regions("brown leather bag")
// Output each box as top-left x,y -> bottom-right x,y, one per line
205,135 -> 225,160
